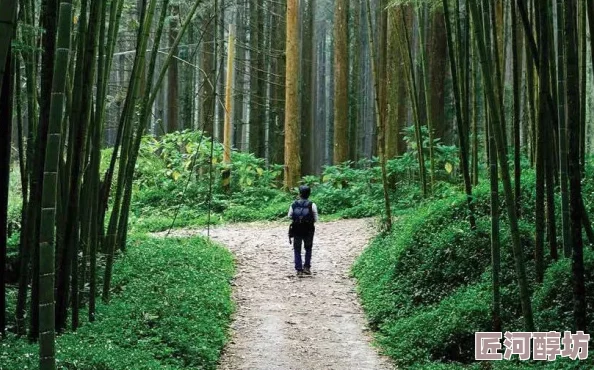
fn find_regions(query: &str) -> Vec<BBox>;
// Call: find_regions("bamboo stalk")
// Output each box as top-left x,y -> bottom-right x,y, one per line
39,1 -> 73,368
442,0 -> 476,230
469,0 -> 535,333
398,10 -> 427,198
0,0 -> 17,93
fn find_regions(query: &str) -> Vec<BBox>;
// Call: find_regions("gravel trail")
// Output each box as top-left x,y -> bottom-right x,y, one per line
160,218 -> 393,370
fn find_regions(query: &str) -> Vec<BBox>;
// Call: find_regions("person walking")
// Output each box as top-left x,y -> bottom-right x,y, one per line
288,185 -> 318,277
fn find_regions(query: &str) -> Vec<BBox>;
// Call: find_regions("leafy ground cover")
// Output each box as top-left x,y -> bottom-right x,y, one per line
353,174 -> 594,369
1,236 -> 234,370
125,130 -> 463,233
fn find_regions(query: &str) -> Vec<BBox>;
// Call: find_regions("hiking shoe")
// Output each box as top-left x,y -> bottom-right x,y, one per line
303,268 -> 311,275
296,270 -> 304,277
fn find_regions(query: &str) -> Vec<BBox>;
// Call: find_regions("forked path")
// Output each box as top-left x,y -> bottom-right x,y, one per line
163,218 -> 393,370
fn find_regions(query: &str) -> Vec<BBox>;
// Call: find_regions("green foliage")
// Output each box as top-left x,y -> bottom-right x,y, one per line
401,125 -> 461,181
353,173 -> 594,368
129,131 -> 288,231
1,236 -> 234,370
124,130 -> 502,231
130,132 -> 460,230
534,249 -> 594,332
305,160 -> 384,217
6,167 -> 22,254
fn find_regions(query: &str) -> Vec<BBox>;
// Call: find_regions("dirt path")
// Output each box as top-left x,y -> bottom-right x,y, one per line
162,218 -> 393,370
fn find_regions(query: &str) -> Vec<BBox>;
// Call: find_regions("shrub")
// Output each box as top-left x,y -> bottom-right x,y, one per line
1,236 -> 234,370
353,172 -> 594,368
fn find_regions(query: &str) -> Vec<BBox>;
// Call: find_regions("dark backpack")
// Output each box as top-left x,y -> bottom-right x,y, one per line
291,199 -> 314,224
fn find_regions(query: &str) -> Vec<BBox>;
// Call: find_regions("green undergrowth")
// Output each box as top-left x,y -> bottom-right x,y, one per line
1,236 -> 234,370
353,176 -> 594,369
125,130 -> 464,232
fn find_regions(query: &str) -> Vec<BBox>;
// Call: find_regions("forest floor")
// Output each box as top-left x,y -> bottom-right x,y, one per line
158,218 -> 393,370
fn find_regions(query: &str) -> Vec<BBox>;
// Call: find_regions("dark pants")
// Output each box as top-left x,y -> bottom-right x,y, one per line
293,232 -> 314,271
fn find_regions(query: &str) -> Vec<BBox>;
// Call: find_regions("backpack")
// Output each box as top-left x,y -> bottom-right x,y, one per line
291,199 -> 314,224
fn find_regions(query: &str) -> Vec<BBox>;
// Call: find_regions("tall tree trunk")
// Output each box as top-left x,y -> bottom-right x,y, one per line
512,0 -> 523,217
470,0 -> 535,332
21,0 -> 59,340
366,0 -> 392,232
557,0 -> 571,257
270,0 -> 286,166
565,0 -> 587,332
284,0 -> 300,189
333,0 -> 349,164
488,115 -> 501,332
201,13 -> 215,136
39,0 -> 73,367
418,5 -> 435,194
534,0 -> 549,284
0,43 -> 13,338
0,0 -> 17,93
223,25 -> 236,192
348,0 -> 360,161
399,10 -> 427,198
428,9 -> 447,143
386,6 -> 407,159
250,0 -> 266,158
442,0 -> 476,229
167,4 -> 179,133
579,0 -> 587,175
216,0 -> 226,141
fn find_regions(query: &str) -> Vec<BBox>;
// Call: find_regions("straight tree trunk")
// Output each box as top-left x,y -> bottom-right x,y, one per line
0,0 -> 17,93
216,0 -> 226,141
348,0 -> 360,161
534,0 -> 549,284
23,0 -> 59,339
223,25 -> 236,192
579,1 -> 587,174
284,0 -> 300,189
250,0 -> 266,158
201,13 -> 215,136
488,115 -> 501,332
442,0 -> 476,229
366,0 -> 392,232
386,6 -> 407,158
428,9 -> 447,143
399,11 -> 427,198
564,0 -> 587,332
333,0 -> 349,164
557,0 -> 571,257
39,1 -> 73,367
512,1 -> 522,217
167,4 -> 179,133
270,0 -> 286,166
0,43 -> 13,338
470,0 -> 535,332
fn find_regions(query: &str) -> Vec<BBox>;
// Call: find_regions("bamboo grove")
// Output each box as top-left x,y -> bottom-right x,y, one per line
0,0 -> 232,368
1,0 -> 594,368
370,0 -> 593,334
